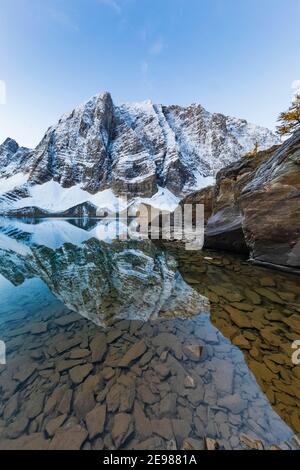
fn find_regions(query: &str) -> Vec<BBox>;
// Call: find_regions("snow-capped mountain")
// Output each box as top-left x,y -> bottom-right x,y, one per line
0,91 -> 279,215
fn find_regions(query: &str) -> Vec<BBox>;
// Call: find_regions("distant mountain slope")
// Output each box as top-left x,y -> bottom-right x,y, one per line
0,91 -> 279,215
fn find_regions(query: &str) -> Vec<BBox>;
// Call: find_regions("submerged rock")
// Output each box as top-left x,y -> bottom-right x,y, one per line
111,413 -> 134,448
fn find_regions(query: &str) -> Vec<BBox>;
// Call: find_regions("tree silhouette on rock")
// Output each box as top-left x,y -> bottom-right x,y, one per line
277,94 -> 300,137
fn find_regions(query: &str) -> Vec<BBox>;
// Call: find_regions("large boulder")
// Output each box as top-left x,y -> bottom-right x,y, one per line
180,185 -> 214,224
204,145 -> 277,254
202,130 -> 300,270
240,130 -> 300,269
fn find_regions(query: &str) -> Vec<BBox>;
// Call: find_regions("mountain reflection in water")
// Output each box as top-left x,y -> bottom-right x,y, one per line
0,218 -> 299,450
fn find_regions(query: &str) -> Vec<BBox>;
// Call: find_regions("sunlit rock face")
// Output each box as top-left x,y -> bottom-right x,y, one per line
0,219 -> 209,326
240,130 -> 300,269
185,130 -> 300,270
203,145 -> 278,254
0,92 -> 278,216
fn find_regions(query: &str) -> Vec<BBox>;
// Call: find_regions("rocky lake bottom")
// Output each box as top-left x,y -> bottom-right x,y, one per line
0,218 -> 300,450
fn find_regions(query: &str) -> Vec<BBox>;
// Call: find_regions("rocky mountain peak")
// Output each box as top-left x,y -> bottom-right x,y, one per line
1,137 -> 19,153
0,91 -> 280,215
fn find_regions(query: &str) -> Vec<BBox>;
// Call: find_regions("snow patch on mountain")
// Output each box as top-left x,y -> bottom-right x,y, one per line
3,179 -> 181,214
135,187 -> 180,212
0,173 -> 29,197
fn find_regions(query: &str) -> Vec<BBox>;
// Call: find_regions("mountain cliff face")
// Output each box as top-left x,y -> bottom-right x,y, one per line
185,130 -> 300,271
0,92 -> 278,215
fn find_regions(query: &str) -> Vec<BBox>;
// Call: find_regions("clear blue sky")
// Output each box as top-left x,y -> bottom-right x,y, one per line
0,0 -> 299,148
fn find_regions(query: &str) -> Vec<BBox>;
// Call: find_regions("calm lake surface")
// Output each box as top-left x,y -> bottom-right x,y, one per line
0,217 -> 300,450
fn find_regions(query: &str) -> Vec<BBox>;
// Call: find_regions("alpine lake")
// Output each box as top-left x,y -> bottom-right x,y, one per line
0,217 -> 300,451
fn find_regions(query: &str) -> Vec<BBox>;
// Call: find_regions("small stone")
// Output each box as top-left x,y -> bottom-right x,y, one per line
90,334 -> 107,363
152,333 -> 182,360
268,353 -> 287,365
74,386 -> 96,420
160,351 -> 168,362
153,363 -> 170,379
69,364 -> 93,385
85,404 -> 106,439
171,419 -> 191,448
249,347 -> 260,359
0,433 -> 49,450
260,277 -> 276,287
106,329 -> 123,343
133,402 -> 152,440
120,385 -> 135,412
69,348 -> 91,359
3,394 -> 19,421
260,327 -> 282,347
244,288 -> 262,305
183,344 -> 203,361
55,314 -> 79,326
209,286 -> 244,303
31,322 -> 48,335
45,414 -> 67,437
44,386 -> 68,415
135,437 -> 164,450
50,425 -> 88,450
224,305 -> 252,328
82,442 -> 92,450
167,439 -> 178,450
151,418 -> 174,440
193,416 -> 205,437
14,364 -> 36,383
182,437 -> 204,450
58,390 -> 73,415
25,393 -> 45,419
218,394 -> 247,414
254,288 -> 284,304
139,351 -> 154,367
111,413 -> 134,448
107,383 -> 122,412
93,437 -> 104,450
118,340 -> 147,367
205,437 -> 218,450
232,335 -> 251,349
6,416 -> 29,438
102,367 -> 115,381
159,393 -> 177,417
231,302 -> 254,312
117,374 -> 135,388
31,350 -> 44,360
56,359 -> 85,373
213,358 -> 234,394
240,434 -> 264,450
55,337 -> 82,354
138,385 -> 159,405
186,385 -> 205,407
277,291 -> 296,302
284,315 -> 300,334
184,375 -> 196,389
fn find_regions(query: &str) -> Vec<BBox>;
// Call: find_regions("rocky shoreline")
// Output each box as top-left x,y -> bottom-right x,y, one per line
182,130 -> 300,272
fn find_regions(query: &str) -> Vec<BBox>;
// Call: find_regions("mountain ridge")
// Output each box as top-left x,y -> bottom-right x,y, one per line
0,91 -> 279,215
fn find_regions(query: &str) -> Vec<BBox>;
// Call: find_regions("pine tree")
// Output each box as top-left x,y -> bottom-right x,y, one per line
245,141 -> 259,158
277,94 -> 300,137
